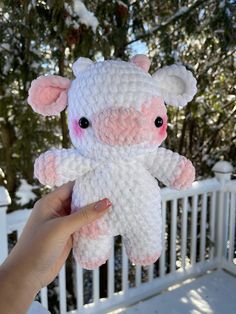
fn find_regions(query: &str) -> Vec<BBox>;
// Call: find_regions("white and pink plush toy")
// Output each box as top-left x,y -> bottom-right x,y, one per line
28,55 -> 197,269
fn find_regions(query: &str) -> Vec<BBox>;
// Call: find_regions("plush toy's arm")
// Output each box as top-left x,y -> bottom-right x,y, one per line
142,148 -> 195,189
34,148 -> 96,187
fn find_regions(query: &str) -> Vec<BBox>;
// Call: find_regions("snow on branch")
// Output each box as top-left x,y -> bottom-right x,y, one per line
16,179 -> 37,206
65,0 -> 99,33
117,1 -> 128,9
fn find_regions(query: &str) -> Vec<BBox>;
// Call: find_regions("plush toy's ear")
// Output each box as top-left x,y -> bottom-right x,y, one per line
130,54 -> 151,72
152,65 -> 197,107
27,76 -> 71,116
72,57 -> 94,77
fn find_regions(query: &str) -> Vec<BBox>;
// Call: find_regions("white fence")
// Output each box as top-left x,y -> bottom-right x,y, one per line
0,161 -> 235,314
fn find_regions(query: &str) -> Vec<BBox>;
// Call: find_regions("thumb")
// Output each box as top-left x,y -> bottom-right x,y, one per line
61,198 -> 112,234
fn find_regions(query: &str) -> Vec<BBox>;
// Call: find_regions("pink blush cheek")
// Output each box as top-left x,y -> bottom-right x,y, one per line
159,124 -> 167,137
150,128 -> 167,144
158,116 -> 168,138
148,115 -> 168,145
141,97 -> 168,144
72,120 -> 85,139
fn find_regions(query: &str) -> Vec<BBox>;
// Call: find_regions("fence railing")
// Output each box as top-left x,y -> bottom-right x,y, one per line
0,161 -> 235,314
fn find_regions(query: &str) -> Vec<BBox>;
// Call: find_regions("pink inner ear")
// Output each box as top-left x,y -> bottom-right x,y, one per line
28,75 -> 71,116
130,54 -> 151,72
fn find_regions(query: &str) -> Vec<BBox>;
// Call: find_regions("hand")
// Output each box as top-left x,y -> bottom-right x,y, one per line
171,158 -> 195,190
0,182 -> 112,313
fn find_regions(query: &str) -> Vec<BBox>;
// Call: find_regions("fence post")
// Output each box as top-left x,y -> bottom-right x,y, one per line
212,161 -> 234,267
0,186 -> 11,264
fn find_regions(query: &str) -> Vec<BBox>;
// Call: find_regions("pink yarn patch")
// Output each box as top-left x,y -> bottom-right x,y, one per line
171,158 -> 195,190
72,120 -> 85,139
28,75 -> 71,116
130,54 -> 151,72
141,97 -> 168,145
93,107 -> 150,146
79,220 -> 109,239
34,152 -> 57,186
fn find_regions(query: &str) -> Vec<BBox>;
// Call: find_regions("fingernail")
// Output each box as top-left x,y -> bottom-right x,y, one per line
94,198 -> 112,212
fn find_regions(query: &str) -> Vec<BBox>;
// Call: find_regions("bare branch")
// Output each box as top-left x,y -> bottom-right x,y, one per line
125,0 -> 209,47
198,50 -> 236,77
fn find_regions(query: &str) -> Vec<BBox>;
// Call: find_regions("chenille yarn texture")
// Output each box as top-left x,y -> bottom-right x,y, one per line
28,54 -> 197,270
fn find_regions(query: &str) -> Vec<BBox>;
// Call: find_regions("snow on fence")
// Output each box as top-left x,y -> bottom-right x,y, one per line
0,161 -> 235,314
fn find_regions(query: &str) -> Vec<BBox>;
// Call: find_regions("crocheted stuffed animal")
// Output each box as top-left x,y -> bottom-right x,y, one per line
28,55 -> 197,269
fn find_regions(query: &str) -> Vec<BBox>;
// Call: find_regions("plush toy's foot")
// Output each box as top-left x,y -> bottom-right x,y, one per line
74,249 -> 112,270
130,251 -> 161,266
73,233 -> 113,270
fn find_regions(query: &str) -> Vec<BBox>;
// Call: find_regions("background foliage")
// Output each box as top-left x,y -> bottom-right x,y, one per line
0,0 -> 235,210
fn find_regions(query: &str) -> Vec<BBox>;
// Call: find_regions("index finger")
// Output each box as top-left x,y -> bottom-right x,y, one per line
40,181 -> 74,216
49,181 -> 75,202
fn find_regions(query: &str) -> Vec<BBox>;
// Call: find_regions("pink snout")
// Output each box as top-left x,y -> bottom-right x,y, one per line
93,107 -> 150,146
93,106 -> 167,146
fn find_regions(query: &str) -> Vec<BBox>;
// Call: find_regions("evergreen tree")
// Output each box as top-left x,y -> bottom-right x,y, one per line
0,0 -> 235,209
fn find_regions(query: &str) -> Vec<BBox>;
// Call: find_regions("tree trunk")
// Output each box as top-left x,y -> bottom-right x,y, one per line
58,47 -> 70,148
178,106 -> 190,154
113,1 -> 129,59
0,121 -> 17,193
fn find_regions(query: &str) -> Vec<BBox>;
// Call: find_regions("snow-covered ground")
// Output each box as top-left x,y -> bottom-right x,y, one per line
110,270 -> 236,314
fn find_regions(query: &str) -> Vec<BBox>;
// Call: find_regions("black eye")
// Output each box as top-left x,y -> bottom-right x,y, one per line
155,117 -> 163,128
79,117 -> 90,129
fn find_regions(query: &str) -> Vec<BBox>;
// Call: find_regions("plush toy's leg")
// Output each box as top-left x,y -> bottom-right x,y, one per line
73,233 -> 113,270
123,228 -> 162,266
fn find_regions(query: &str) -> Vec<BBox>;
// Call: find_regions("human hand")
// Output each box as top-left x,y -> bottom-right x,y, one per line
0,182 -> 112,313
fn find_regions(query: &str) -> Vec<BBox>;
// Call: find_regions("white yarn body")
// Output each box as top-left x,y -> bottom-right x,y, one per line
72,158 -> 162,267
34,147 -> 189,268
63,61 -> 174,267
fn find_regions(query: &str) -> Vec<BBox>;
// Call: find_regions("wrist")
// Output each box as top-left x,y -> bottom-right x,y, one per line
0,258 -> 40,313
4,254 -> 40,292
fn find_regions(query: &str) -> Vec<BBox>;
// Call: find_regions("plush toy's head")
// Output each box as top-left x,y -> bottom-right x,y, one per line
28,55 -> 197,160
